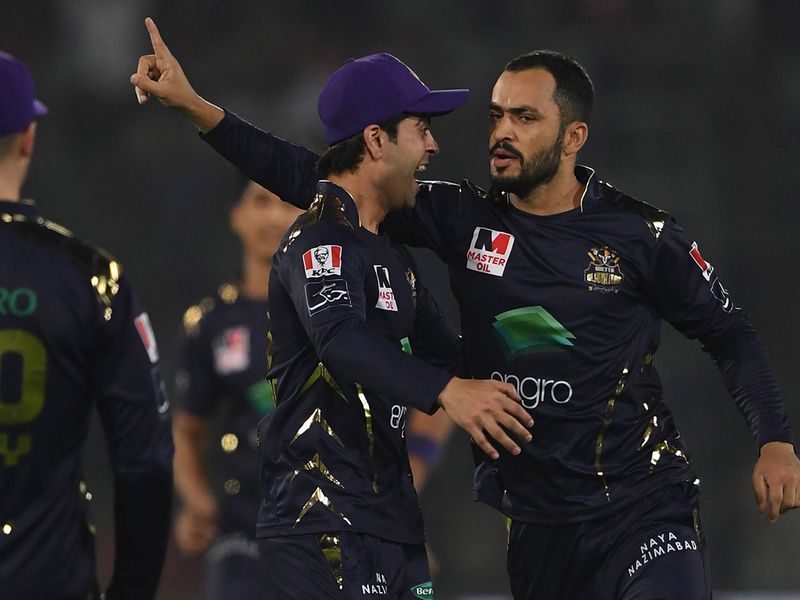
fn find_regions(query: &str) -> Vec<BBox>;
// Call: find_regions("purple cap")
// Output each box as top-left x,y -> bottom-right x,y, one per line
318,53 -> 469,146
0,52 -> 48,138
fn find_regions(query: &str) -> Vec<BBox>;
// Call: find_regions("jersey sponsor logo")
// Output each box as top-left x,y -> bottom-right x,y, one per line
212,326 -> 250,375
305,278 -> 351,315
374,265 -> 397,312
689,242 -> 714,281
134,312 -> 159,363
466,227 -> 515,277
492,306 -> 575,357
303,244 -> 342,278
627,530 -> 699,578
410,581 -> 435,599
491,371 -> 573,409
0,287 -> 37,317
689,242 -> 735,313
362,572 -> 388,596
585,245 -> 624,293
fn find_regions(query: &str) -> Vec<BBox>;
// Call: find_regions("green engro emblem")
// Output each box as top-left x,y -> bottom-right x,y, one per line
400,336 -> 412,355
410,581 -> 434,599
492,306 -> 575,357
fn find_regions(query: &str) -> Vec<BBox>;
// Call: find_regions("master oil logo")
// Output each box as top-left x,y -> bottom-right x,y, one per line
492,306 -> 575,357
466,227 -> 515,276
374,265 -> 397,311
585,245 -> 624,293
410,581 -> 434,599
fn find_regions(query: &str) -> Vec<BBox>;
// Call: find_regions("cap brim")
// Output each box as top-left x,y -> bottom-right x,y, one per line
406,89 -> 469,116
33,99 -> 48,117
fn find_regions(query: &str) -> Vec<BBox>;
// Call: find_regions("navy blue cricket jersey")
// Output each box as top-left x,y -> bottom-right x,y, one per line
201,112 -> 792,525
0,201 -> 173,598
175,283 -> 274,535
257,180 -> 460,544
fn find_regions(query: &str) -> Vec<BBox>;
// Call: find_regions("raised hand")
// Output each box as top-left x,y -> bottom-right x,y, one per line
438,377 -> 533,459
130,17 -> 224,132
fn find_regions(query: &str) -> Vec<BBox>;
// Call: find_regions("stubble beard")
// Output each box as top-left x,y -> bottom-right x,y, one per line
490,129 -> 564,199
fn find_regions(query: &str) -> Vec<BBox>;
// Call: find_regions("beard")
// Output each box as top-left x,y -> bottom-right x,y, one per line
490,129 -> 564,198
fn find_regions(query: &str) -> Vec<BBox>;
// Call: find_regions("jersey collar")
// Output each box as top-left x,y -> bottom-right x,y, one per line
316,180 -> 361,228
0,199 -> 39,220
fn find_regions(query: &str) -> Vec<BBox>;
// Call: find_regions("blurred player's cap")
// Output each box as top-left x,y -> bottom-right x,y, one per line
0,51 -> 48,138
318,53 -> 469,146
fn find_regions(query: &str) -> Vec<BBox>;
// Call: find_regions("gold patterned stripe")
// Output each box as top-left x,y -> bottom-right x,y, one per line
355,383 -> 378,493
317,534 -> 344,590
291,453 -> 344,489
294,487 -> 352,527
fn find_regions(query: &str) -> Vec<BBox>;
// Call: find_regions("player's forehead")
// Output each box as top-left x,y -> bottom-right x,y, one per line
490,68 -> 558,115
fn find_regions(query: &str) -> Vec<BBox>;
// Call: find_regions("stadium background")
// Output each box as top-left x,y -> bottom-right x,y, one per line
2,1 -> 799,597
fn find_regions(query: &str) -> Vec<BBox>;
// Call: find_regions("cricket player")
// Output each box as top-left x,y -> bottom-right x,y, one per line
133,20 -> 534,599
172,182 -> 300,598
1,51 -> 173,599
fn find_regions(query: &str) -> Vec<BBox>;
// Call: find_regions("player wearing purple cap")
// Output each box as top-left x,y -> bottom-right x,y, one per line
132,28 -> 800,599
0,52 -> 173,599
133,18 -> 533,599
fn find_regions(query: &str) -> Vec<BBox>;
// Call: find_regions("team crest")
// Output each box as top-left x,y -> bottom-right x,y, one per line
585,246 -> 624,293
303,245 -> 342,278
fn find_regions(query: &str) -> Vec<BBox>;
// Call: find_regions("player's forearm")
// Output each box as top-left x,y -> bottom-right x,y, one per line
200,110 -> 319,208
180,95 -> 224,133
318,319 -> 452,415
107,468 -> 172,599
173,414 -> 215,507
708,324 -> 793,447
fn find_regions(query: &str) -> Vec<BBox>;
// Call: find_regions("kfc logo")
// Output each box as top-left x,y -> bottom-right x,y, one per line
303,245 -> 342,278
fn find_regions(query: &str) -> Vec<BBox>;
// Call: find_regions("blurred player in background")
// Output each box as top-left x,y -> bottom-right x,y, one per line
172,181 -> 300,598
0,51 -> 173,599
132,26 -> 800,599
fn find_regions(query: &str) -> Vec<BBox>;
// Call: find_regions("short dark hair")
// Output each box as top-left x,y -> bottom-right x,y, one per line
504,50 -> 594,127
0,133 -> 17,159
317,113 -> 405,178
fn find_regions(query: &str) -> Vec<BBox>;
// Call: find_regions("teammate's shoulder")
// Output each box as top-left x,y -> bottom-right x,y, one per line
278,192 -> 359,254
181,283 -> 239,336
593,177 -> 674,240
2,211 -> 124,319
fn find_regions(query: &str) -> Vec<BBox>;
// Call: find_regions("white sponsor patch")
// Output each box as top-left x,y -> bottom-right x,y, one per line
212,326 -> 251,375
303,244 -> 342,278
374,265 -> 397,312
134,312 -> 159,363
466,227 -> 515,277
305,279 -> 351,315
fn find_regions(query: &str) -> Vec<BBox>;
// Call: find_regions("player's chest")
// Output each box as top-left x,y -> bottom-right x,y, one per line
360,239 -> 417,332
448,220 -> 648,317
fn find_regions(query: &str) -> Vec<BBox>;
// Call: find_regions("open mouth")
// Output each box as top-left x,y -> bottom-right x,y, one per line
415,164 -> 428,173
491,151 -> 518,169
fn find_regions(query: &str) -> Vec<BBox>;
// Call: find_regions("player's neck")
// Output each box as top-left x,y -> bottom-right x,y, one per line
239,253 -> 270,300
0,174 -> 22,201
510,163 -> 584,217
326,174 -> 386,234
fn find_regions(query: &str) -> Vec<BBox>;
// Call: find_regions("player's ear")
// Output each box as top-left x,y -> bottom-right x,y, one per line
363,124 -> 383,160
19,122 -> 36,158
562,121 -> 588,157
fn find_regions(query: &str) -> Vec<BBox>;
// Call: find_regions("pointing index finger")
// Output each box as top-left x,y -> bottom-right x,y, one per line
145,17 -> 171,57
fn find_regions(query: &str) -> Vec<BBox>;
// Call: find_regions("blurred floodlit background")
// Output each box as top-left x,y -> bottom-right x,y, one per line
2,1 -> 799,597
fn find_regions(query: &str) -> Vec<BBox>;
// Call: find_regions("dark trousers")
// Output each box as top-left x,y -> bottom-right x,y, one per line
259,531 -> 432,599
507,482 -> 712,600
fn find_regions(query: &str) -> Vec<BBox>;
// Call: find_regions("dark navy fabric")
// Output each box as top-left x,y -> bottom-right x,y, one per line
256,181 -> 460,544
201,112 -> 791,528
0,200 -> 173,599
258,532 -> 431,600
507,482 -> 711,600
175,286 -> 272,536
